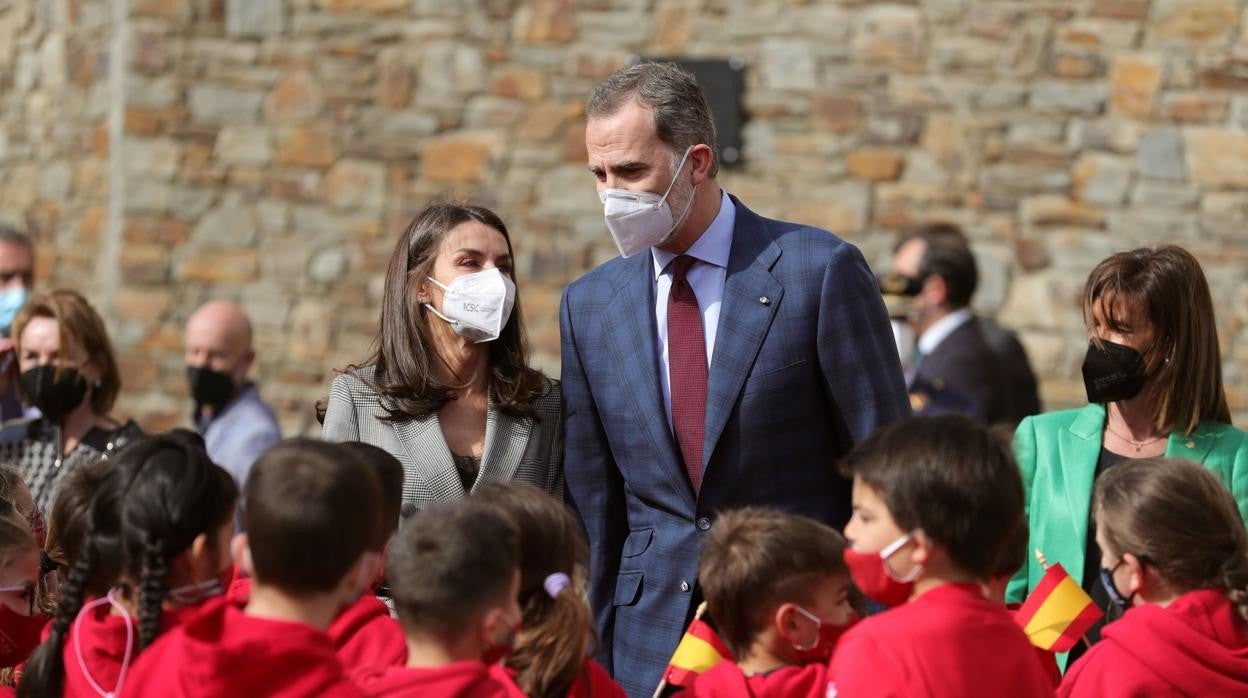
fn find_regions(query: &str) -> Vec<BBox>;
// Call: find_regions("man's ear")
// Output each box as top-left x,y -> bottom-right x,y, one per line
235,349 -> 256,384
921,274 -> 949,308
688,143 -> 715,185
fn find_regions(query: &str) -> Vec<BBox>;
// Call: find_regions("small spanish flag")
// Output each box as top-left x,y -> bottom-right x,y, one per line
655,602 -> 731,695
1013,561 -> 1103,653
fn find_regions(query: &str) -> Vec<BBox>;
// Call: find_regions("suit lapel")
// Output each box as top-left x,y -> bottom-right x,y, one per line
602,254 -> 694,510
1055,404 -> 1105,584
476,399 -> 533,492
1165,423 -> 1217,464
392,415 -> 465,501
702,200 -> 782,471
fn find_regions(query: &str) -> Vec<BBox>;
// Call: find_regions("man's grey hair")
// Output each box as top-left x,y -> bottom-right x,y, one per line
0,222 -> 31,250
587,62 -> 719,178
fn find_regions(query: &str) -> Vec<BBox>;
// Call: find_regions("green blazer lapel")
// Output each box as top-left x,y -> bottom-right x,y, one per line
1166,424 -> 1216,464
1054,404 -> 1105,586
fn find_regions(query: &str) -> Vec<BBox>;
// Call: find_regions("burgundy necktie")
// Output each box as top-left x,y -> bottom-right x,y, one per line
667,255 -> 707,493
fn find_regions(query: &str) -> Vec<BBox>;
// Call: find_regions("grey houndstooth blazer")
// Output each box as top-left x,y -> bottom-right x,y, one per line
321,365 -> 563,516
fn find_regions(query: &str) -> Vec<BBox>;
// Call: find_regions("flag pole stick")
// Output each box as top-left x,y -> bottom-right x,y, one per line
1035,549 -> 1094,650
653,601 -> 710,698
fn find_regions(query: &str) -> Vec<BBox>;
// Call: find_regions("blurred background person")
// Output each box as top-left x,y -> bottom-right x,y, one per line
322,203 -> 562,516
884,222 -> 1040,426
184,299 -> 281,505
0,290 -> 141,512
0,225 -> 35,424
1008,245 -> 1248,669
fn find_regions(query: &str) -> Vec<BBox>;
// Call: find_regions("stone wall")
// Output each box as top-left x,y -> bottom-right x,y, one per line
1,0 -> 1247,435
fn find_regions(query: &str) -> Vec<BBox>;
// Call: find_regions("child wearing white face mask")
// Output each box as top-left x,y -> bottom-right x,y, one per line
19,431 -> 238,698
829,416 -> 1054,698
117,439 -> 383,698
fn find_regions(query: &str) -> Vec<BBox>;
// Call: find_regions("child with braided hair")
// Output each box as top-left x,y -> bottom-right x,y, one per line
1059,457 -> 1248,696
19,430 -> 237,698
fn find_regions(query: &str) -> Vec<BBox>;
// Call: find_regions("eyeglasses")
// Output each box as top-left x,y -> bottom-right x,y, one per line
0,582 -> 35,616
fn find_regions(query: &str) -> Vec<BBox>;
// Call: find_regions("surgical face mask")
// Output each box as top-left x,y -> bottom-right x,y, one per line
599,146 -> 697,258
1082,339 -> 1150,404
20,364 -> 90,422
424,268 -> 517,344
842,532 -> 922,608
0,286 -> 29,336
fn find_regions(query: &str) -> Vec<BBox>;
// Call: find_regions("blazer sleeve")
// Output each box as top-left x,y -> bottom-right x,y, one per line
1007,415 -> 1040,604
559,286 -> 627,673
815,243 -> 911,446
321,373 -> 361,443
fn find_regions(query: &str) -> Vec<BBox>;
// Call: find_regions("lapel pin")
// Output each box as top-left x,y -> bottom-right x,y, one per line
1186,439 -> 1195,449
758,296 -> 770,305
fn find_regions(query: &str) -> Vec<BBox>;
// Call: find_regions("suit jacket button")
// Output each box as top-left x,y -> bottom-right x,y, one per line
696,517 -> 711,531
680,580 -> 691,592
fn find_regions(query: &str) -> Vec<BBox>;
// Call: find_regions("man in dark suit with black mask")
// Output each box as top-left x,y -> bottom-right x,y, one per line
888,223 -> 1041,426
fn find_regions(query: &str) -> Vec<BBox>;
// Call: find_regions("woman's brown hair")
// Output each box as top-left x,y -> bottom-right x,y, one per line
1082,245 -> 1230,435
1095,457 -> 1248,624
474,482 -> 594,698
349,203 -> 546,421
11,289 -> 122,417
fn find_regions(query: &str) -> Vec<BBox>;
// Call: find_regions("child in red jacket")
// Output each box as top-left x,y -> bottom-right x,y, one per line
350,498 -> 523,697
119,439 -> 385,698
677,507 -> 856,698
984,520 -> 1062,688
1059,457 -> 1248,697
828,416 -> 1054,698
475,483 -> 625,698
20,431 -> 238,698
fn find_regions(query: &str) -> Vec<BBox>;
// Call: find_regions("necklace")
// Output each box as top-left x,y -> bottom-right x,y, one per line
1104,423 -> 1166,453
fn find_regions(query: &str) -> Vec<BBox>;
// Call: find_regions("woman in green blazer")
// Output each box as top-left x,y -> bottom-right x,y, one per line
1006,246 -> 1248,668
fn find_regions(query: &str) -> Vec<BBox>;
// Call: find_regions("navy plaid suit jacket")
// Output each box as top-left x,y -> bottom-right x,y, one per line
560,197 -> 910,697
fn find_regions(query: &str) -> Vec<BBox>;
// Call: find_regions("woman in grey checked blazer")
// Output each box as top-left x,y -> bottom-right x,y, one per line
322,203 -> 562,516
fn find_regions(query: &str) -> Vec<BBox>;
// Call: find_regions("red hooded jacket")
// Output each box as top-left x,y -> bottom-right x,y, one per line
351,661 -> 519,697
490,658 -> 625,697
119,598 -> 360,698
828,583 -> 1054,698
60,598 -> 202,698
328,595 -> 407,670
1059,589 -> 1248,697
679,661 -> 827,698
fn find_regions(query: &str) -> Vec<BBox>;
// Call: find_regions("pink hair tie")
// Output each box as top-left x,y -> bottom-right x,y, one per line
544,573 -> 571,599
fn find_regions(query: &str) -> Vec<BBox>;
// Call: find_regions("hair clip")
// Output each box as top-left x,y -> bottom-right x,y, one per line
543,572 -> 571,599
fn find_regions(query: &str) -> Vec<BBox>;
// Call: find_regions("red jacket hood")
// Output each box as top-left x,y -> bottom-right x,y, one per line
119,598 -> 359,698
351,661 -> 518,697
683,661 -> 827,698
63,596 -> 202,698
1101,589 -> 1248,693
328,594 -> 406,668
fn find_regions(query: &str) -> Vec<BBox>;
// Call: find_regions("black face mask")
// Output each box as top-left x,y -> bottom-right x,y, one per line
186,366 -> 237,412
20,365 -> 89,422
1082,339 -> 1149,404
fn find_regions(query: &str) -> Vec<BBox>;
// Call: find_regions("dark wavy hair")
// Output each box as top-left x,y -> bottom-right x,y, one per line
348,203 -> 546,421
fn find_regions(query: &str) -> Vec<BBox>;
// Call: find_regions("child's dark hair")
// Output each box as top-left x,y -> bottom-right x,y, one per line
387,498 -> 518,638
697,507 -> 849,659
1095,457 -> 1248,623
19,431 -> 237,698
338,441 -> 403,549
991,515 -> 1029,580
840,415 -> 1024,580
43,459 -> 116,589
475,482 -> 593,698
244,439 -> 382,594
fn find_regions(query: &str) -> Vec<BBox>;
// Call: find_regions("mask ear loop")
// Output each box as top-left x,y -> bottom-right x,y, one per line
74,587 -> 134,698
789,604 -> 822,651
880,532 -> 924,583
421,276 -> 461,328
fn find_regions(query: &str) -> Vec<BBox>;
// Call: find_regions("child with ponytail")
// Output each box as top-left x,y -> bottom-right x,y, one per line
474,483 -> 624,698
1059,457 -> 1248,696
19,430 -> 238,698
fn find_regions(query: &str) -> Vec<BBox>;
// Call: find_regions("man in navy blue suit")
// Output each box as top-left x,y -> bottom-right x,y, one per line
560,62 -> 910,697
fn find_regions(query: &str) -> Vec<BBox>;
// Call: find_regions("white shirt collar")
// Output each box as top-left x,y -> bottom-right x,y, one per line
917,307 -> 975,356
652,189 -> 735,278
